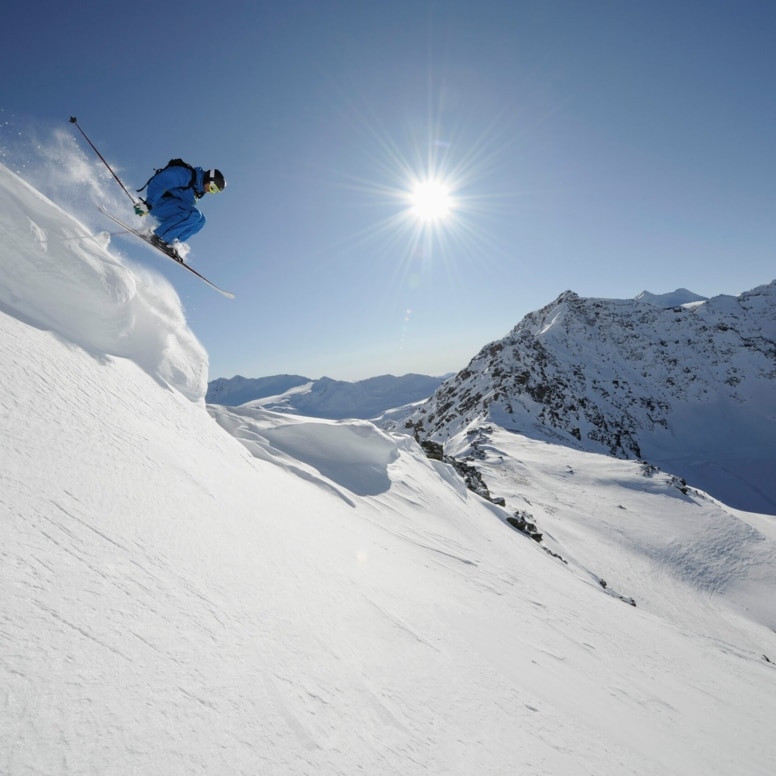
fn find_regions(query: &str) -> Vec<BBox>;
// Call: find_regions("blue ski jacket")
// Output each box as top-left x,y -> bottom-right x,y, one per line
145,165 -> 208,243
145,165 -> 206,210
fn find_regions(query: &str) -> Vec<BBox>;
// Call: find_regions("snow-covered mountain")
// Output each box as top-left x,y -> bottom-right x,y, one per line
206,373 -> 311,405
399,286 -> 776,514
3,160 -> 776,775
634,287 -> 709,307
208,372 -> 446,418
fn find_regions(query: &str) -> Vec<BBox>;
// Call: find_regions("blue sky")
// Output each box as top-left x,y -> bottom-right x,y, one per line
3,0 -> 776,381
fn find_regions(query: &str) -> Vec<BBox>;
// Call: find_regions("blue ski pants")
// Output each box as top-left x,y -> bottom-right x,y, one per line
151,197 -> 206,243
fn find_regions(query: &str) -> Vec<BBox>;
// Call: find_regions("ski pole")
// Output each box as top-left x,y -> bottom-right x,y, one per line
68,116 -> 139,207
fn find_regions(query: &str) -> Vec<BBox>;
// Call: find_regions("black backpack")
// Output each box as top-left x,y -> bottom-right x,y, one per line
137,158 -> 197,195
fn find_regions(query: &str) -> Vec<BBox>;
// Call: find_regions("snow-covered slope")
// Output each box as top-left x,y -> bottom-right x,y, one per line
443,423 -> 776,636
3,163 -> 776,775
208,372 -> 446,419
402,286 -> 776,514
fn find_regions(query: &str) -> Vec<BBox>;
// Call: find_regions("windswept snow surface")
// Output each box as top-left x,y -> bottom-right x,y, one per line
3,166 -> 776,775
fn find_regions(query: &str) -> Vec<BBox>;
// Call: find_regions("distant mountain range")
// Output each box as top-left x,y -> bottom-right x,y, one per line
206,373 -> 448,419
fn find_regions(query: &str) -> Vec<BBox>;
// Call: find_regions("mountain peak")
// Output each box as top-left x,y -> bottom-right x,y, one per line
403,282 -> 776,514
634,288 -> 709,307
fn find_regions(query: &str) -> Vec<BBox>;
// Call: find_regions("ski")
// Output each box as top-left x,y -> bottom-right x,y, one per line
97,206 -> 234,298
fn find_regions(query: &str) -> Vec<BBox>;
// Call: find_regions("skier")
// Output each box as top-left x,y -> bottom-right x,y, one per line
138,162 -> 226,252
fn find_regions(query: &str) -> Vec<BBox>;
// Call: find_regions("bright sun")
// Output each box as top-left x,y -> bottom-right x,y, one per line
409,179 -> 453,223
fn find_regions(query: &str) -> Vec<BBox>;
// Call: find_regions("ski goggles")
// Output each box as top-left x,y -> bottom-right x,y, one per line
205,169 -> 225,194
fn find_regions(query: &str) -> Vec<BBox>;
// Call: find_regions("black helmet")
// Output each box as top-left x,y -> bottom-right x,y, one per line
204,169 -> 226,192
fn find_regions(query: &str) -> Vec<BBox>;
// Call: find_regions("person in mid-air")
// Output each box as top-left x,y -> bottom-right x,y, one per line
137,161 -> 226,253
